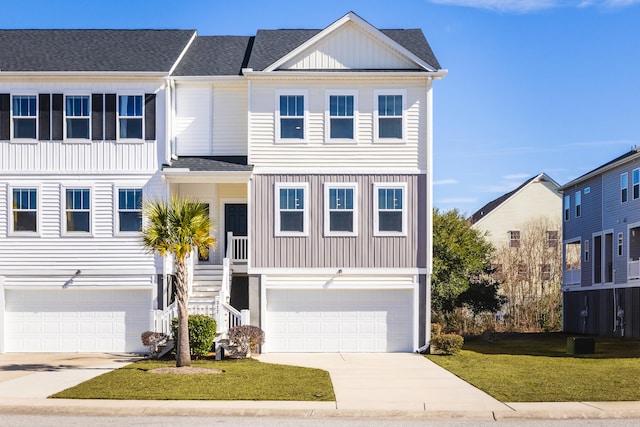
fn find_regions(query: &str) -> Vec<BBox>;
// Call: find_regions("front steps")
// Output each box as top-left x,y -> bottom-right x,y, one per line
191,263 -> 224,303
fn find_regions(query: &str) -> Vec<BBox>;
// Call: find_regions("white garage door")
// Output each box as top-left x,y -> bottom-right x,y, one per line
266,289 -> 413,352
5,289 -> 151,353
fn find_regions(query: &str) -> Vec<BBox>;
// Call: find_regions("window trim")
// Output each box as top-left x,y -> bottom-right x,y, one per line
618,232 -> 624,257
275,90 -> 308,144
8,186 -> 40,236
64,93 -> 91,142
373,90 -> 407,143
274,182 -> 309,237
584,239 -> 590,263
117,93 -> 144,142
373,182 -> 407,236
622,172 -> 629,203
325,90 -> 358,143
11,93 -> 38,142
114,186 -> 144,235
564,195 -> 570,222
575,190 -> 581,218
324,182 -> 358,237
61,185 -> 93,236
633,168 -> 640,200
509,230 -> 521,248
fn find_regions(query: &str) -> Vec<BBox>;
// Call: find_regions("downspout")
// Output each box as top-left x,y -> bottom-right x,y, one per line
425,77 -> 434,351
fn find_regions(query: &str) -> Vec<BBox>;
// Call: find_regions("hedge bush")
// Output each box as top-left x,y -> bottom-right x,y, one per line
171,314 -> 217,358
431,333 -> 464,355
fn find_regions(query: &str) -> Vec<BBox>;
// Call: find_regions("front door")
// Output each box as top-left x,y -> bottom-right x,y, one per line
225,203 -> 247,255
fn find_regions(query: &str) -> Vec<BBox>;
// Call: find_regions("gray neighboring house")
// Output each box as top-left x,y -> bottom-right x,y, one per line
560,147 -> 640,337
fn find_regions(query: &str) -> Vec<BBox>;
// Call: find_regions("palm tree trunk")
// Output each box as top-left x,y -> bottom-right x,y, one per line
175,257 -> 191,367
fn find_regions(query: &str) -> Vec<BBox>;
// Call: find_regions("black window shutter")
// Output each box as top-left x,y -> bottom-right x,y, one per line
38,94 -> 51,141
0,94 -> 9,140
51,94 -> 63,140
105,94 -> 116,140
92,94 -> 104,140
144,93 -> 156,141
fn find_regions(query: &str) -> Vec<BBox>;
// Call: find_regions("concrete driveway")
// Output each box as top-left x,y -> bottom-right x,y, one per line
0,353 -> 140,398
256,353 -> 510,413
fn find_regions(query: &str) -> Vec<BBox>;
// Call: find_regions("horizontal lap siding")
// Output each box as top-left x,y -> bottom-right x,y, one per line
251,174 -> 426,269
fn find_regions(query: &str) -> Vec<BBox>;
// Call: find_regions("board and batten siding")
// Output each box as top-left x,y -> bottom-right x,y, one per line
174,82 -> 248,156
248,80 -> 429,170
251,174 -> 427,269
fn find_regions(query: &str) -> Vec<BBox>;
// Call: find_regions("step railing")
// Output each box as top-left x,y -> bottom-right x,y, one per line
227,231 -> 248,264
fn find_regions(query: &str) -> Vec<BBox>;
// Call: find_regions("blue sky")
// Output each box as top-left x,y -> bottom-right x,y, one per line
3,0 -> 640,216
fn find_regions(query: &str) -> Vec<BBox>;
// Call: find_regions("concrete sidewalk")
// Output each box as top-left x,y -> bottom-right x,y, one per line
1,352 -> 640,420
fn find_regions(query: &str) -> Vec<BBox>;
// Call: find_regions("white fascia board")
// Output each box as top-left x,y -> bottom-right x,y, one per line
262,12 -> 441,73
244,70 -> 447,80
168,30 -> 198,76
253,167 -> 423,175
171,75 -> 246,83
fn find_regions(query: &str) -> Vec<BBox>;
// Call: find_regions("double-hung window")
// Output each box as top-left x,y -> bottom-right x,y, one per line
277,93 -> 305,141
547,230 -> 559,248
118,188 -> 143,232
509,230 -> 521,248
324,183 -> 358,236
564,195 -> 570,221
65,188 -> 91,233
375,92 -> 405,141
118,95 -> 143,139
374,183 -> 407,236
12,188 -> 37,233
66,95 -> 90,139
327,91 -> 356,141
575,190 -> 581,218
275,183 -> 308,236
622,173 -> 629,203
13,95 -> 37,139
634,169 -> 640,200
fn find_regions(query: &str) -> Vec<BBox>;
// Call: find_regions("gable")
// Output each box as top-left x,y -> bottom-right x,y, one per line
278,21 -> 419,71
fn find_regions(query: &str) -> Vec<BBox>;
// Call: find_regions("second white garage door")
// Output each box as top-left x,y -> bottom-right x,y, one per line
266,289 -> 413,352
5,289 -> 151,353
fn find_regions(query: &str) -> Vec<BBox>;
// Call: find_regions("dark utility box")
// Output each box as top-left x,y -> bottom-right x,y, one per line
567,337 -> 595,355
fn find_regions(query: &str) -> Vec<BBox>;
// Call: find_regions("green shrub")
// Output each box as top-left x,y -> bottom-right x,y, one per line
431,333 -> 464,355
171,315 -> 217,358
228,325 -> 265,358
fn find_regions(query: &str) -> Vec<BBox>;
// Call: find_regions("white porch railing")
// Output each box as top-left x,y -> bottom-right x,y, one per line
563,268 -> 581,285
629,260 -> 640,280
227,231 -> 248,264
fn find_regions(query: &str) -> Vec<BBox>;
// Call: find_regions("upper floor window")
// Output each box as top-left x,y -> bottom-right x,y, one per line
374,183 -> 407,236
375,92 -> 404,141
575,190 -> 581,218
634,169 -> 640,200
275,183 -> 308,236
66,95 -> 90,139
327,92 -> 356,141
13,95 -> 36,139
118,188 -> 142,232
622,172 -> 629,203
547,230 -> 558,248
278,94 -> 305,140
65,188 -> 90,233
509,230 -> 520,248
564,195 -> 570,221
12,188 -> 37,233
324,183 -> 358,236
541,264 -> 552,281
618,232 -> 624,257
584,239 -> 590,263
118,95 -> 143,139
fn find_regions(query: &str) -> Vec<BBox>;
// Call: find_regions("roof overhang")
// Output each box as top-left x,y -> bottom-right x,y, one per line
558,150 -> 640,191
162,169 -> 253,184
242,69 -> 447,80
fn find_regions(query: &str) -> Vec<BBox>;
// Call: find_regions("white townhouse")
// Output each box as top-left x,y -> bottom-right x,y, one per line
0,12 -> 446,354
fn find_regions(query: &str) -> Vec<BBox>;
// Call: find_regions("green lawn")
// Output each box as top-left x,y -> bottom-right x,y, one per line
51,357 -> 335,401
427,333 -> 640,402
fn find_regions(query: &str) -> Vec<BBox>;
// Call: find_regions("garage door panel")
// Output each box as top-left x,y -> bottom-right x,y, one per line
266,289 -> 413,353
5,289 -> 150,353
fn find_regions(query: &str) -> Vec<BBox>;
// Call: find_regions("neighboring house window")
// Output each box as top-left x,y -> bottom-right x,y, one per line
373,183 -> 407,235
541,264 -> 552,281
564,195 -> 570,221
118,188 -> 142,232
618,232 -> 624,257
509,230 -> 520,248
375,92 -> 404,140
547,230 -> 558,249
275,183 -> 308,236
584,239 -> 590,263
278,94 -> 305,140
118,95 -> 143,139
327,92 -> 356,141
622,173 -> 629,203
65,95 -> 90,139
13,95 -> 37,139
575,190 -> 581,218
634,169 -> 640,200
324,183 -> 358,236
12,188 -> 37,232
65,188 -> 90,233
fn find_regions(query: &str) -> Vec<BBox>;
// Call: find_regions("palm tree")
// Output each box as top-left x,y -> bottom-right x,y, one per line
141,196 -> 215,367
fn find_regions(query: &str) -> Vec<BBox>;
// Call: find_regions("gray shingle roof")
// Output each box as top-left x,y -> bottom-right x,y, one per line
163,156 -> 253,172
0,30 -> 195,72
172,36 -> 253,76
